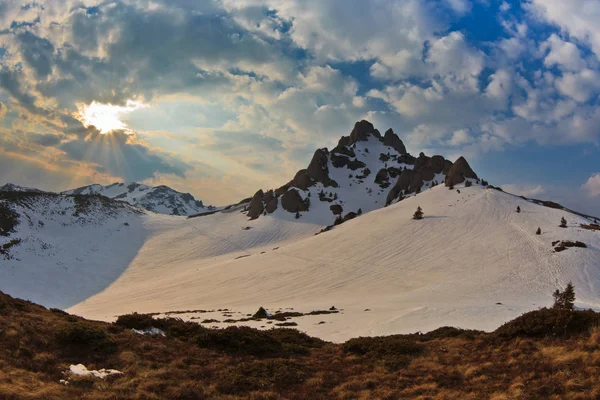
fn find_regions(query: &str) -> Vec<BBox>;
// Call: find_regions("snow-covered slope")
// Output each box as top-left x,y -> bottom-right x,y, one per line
63,182 -> 213,216
61,183 -> 600,342
0,190 -> 146,308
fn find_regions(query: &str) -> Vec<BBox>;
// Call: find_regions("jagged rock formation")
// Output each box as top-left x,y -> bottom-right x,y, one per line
242,120 -> 479,225
445,156 -> 478,187
63,182 -> 214,216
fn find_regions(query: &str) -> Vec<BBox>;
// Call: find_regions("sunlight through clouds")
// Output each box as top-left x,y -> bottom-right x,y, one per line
75,101 -> 148,134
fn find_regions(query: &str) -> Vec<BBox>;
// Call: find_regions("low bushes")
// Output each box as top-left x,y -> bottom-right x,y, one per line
55,323 -> 117,353
494,308 -> 600,338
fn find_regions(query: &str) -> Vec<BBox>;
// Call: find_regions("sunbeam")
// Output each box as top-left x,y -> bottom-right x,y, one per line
75,100 -> 147,134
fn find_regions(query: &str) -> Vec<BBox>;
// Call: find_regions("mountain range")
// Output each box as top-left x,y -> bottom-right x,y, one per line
1,120 -> 599,341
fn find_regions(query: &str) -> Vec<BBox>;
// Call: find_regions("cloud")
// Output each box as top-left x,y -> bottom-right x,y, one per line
501,184 -> 547,198
528,0 -> 600,61
582,173 -> 600,198
59,130 -> 191,182
0,102 -> 6,119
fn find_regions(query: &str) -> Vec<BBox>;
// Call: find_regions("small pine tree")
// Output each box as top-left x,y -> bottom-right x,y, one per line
295,211 -> 300,219
563,282 -> 575,310
413,206 -> 424,220
552,289 -> 563,309
516,206 -> 521,213
552,283 -> 576,310
357,208 -> 363,216
536,227 -> 541,235
560,217 -> 567,228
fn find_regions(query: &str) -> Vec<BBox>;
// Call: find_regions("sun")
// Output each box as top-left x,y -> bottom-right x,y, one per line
76,100 -> 147,134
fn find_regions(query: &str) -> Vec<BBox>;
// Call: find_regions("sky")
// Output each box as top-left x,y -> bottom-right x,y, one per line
0,0 -> 599,215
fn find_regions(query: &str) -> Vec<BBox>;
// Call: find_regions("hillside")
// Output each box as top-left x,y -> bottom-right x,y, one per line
2,290 -> 600,400
0,190 -> 146,309
62,182 -> 214,216
65,182 -> 600,342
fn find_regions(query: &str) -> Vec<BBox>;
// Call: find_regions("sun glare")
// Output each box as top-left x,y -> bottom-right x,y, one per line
76,100 -> 147,134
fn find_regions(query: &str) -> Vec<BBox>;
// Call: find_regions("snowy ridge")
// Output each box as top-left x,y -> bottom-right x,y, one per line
62,182 -> 214,216
0,190 -> 147,308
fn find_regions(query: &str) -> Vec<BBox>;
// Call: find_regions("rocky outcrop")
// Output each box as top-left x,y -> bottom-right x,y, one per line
383,129 -> 407,154
264,190 -> 278,214
281,189 -> 309,213
247,190 -> 265,220
330,204 -> 343,216
375,169 -> 389,185
445,156 -> 478,187
242,120 -> 479,222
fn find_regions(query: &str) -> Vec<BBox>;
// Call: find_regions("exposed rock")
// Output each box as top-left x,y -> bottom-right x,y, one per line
330,204 -> 343,216
348,120 -> 375,143
246,189 -> 265,220
382,129 -> 407,154
375,168 -> 389,185
264,190 -> 278,214
445,156 -> 478,187
281,189 -> 309,213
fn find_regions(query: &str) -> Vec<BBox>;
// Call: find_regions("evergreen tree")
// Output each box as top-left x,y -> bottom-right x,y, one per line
516,206 -> 521,213
560,217 -> 567,228
357,208 -> 362,216
413,206 -> 424,220
536,227 -> 541,235
552,283 -> 576,310
563,282 -> 575,310
552,289 -> 563,309
295,211 -> 300,219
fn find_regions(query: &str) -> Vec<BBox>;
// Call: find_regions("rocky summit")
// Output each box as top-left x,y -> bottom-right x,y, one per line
245,120 -> 479,224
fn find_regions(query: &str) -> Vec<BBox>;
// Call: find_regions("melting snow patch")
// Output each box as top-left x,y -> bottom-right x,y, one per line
131,327 -> 165,336
68,364 -> 123,379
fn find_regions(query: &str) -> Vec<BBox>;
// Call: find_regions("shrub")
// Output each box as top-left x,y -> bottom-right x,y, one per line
465,180 -> 472,187
343,335 -> 424,357
194,326 -> 283,356
115,313 -> 156,330
516,206 -> 521,213
218,360 -> 307,394
412,206 -> 424,220
55,323 -> 116,353
536,227 -> 541,235
494,308 -> 600,338
560,217 -> 567,228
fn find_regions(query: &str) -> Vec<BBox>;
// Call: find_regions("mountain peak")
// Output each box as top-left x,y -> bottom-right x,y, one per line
243,120 -> 481,225
62,182 -> 213,216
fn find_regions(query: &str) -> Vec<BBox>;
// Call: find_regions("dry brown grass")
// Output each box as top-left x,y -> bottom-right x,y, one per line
3,291 -> 600,399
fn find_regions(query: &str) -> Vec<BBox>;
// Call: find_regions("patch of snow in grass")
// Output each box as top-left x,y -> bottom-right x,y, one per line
132,327 -> 165,336
68,364 -> 123,379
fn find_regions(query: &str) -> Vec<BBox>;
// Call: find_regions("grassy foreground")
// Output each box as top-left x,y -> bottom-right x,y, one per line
2,291 -> 600,399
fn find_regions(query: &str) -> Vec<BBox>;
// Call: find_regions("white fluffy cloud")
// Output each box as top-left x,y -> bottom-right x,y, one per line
582,173 -> 600,198
528,0 -> 600,60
